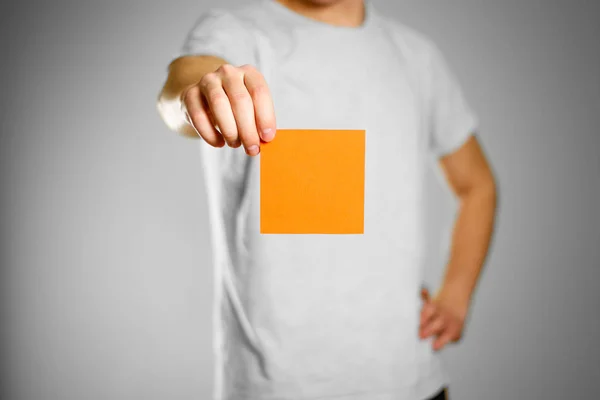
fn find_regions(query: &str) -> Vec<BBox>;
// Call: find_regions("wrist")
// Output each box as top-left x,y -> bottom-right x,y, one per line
435,280 -> 473,320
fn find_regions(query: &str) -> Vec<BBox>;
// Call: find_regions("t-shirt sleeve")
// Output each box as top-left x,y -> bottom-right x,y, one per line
425,43 -> 479,157
174,9 -> 257,67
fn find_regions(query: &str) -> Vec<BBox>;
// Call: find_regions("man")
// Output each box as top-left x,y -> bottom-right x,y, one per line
156,0 -> 497,399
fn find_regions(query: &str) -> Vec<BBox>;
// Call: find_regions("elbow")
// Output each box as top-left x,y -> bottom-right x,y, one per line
479,175 -> 499,216
458,171 -> 499,210
487,168 -> 499,211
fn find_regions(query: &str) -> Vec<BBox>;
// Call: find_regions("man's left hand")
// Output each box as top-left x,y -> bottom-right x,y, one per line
419,287 -> 469,351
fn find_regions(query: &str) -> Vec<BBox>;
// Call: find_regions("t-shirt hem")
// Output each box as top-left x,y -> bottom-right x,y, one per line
222,366 -> 449,400
430,115 -> 479,158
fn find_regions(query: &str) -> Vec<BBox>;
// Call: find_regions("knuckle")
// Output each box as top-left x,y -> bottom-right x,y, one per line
240,131 -> 260,145
181,86 -> 196,102
229,90 -> 251,103
249,83 -> 269,97
220,127 -> 238,140
207,88 -> 227,104
200,72 -> 217,86
218,63 -> 239,77
239,64 -> 256,72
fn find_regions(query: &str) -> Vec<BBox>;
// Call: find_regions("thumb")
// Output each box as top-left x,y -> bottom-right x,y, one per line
420,287 -> 430,302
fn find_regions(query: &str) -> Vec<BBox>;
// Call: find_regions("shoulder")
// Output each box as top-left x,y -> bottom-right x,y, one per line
192,3 -> 266,34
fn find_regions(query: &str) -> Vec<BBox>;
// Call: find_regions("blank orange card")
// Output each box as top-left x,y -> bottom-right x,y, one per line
260,129 -> 366,234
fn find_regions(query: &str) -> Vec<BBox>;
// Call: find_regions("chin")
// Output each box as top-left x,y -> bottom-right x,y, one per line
303,0 -> 345,5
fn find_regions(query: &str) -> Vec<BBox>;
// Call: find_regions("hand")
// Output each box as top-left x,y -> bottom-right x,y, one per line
419,287 -> 469,351
181,64 -> 276,156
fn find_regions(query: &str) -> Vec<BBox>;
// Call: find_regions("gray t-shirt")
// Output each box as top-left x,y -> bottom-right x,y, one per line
174,1 -> 478,399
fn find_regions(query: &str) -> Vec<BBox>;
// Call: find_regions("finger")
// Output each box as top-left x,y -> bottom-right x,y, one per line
433,330 -> 454,352
182,86 -> 224,147
241,65 -> 276,142
420,287 -> 430,302
220,64 -> 261,156
421,315 -> 446,339
200,71 -> 240,148
201,94 -> 219,132
420,302 -> 437,328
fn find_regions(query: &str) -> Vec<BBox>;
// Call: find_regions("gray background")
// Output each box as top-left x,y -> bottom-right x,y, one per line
1,0 -> 599,399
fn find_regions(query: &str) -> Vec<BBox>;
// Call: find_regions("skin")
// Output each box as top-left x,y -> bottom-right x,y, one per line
157,55 -> 277,153
421,136 -> 497,351
156,0 -> 498,352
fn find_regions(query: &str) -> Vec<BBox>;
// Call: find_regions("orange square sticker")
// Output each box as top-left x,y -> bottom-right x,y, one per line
260,129 -> 366,234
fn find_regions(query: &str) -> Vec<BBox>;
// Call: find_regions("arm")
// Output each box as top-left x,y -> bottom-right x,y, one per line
158,10 -> 275,151
156,55 -> 228,139
420,134 -> 498,350
437,134 -> 497,312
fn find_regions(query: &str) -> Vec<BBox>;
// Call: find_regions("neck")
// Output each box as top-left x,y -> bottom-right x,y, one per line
275,0 -> 366,28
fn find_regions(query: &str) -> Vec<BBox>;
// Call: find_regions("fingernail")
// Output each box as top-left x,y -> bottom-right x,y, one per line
262,128 -> 275,141
247,145 -> 260,156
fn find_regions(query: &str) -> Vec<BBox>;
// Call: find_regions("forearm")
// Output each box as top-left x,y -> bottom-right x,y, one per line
438,180 -> 497,313
156,55 -> 228,138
